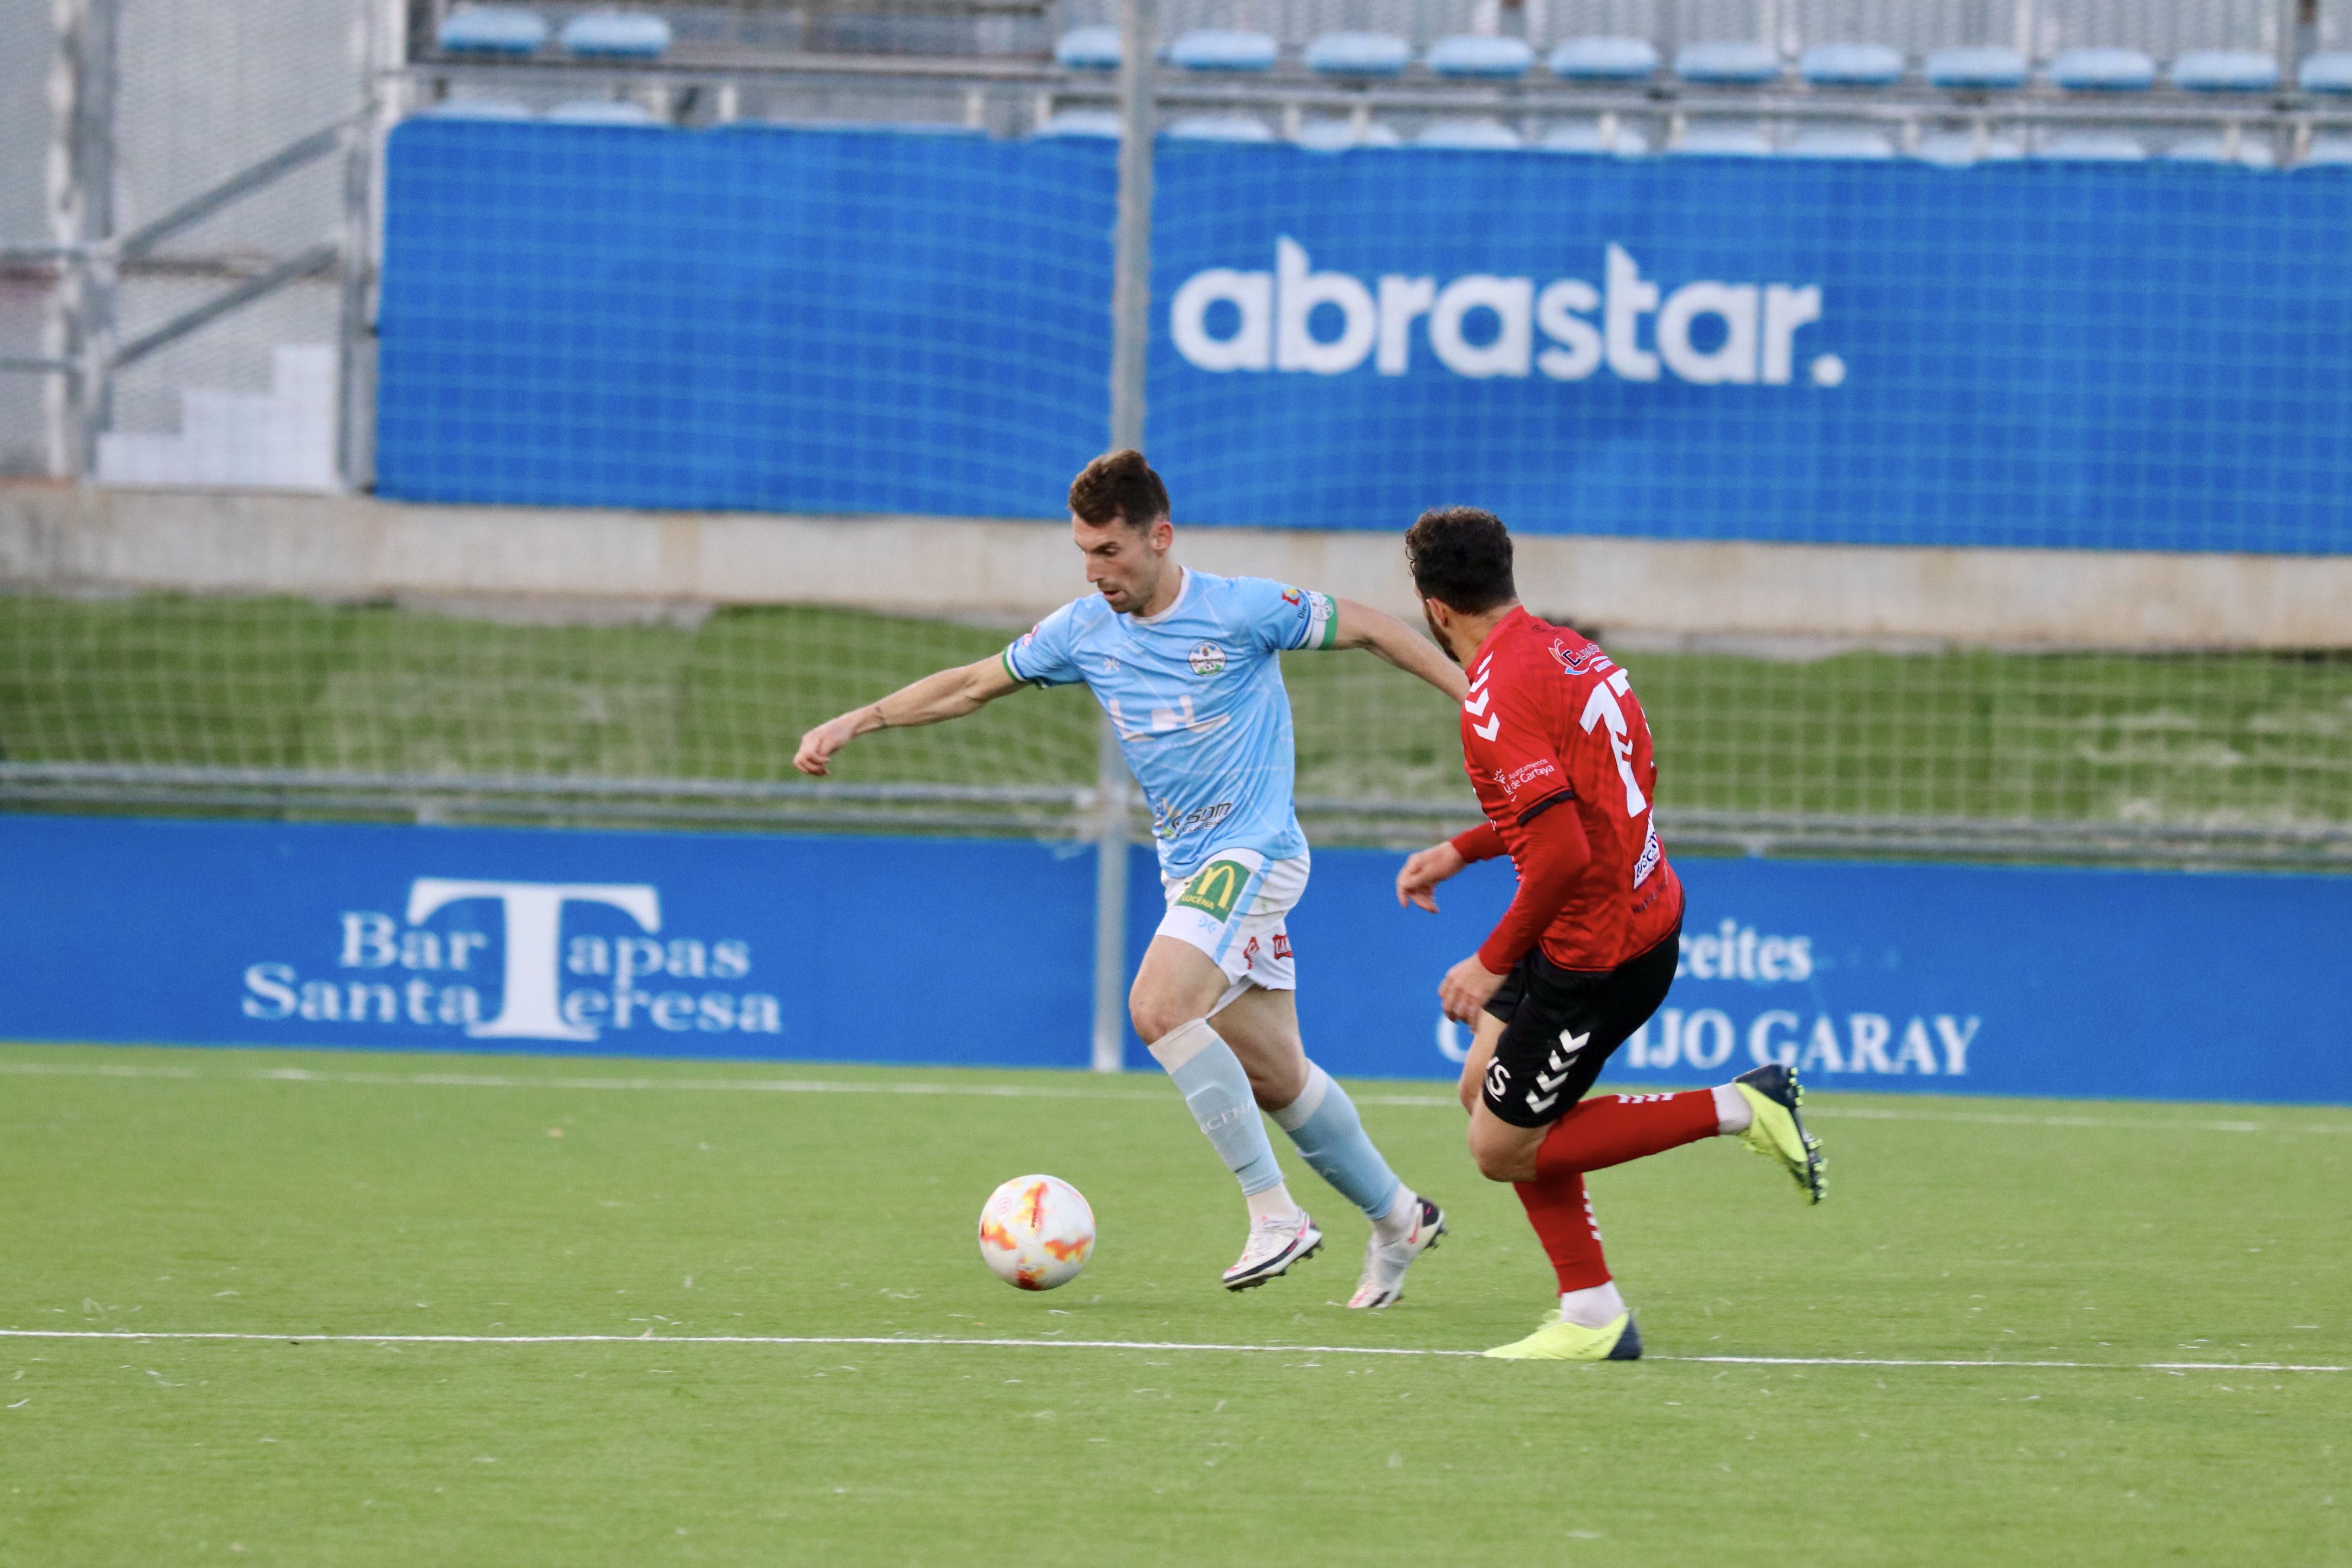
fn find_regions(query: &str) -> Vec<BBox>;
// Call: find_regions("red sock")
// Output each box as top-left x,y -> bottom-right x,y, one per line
1514,1170 -> 1611,1292
1535,1090 -> 1719,1179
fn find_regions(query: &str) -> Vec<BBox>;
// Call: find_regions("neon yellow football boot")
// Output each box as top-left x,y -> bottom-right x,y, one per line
1483,1311 -> 1644,1361
1734,1063 -> 1827,1204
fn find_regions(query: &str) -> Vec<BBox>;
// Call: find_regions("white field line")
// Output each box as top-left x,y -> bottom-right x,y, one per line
2,1057 -> 2344,1136
0,1328 -> 2340,1374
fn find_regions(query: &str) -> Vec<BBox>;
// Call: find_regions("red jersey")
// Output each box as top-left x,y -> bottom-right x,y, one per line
1455,607 -> 1682,972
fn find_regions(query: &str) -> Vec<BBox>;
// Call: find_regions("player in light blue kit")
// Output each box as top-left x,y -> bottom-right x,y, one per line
796,451 -> 1467,1303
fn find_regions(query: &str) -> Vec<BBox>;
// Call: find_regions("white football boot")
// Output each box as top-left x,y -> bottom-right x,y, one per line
1221,1210 -> 1323,1291
1346,1196 -> 1448,1309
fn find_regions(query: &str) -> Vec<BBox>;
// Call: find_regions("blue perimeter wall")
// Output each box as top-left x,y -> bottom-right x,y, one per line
376,120 -> 2352,554
4,814 -> 2345,1105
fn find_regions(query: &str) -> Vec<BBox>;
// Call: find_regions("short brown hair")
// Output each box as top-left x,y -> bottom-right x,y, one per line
1404,507 -> 1517,613
1069,449 -> 1170,530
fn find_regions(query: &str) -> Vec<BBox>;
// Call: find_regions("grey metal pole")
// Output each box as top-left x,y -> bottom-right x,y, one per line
1090,0 -> 1155,1074
1088,713 -> 1133,1074
1109,0 -> 1154,453
2278,0 -> 2308,166
48,0 -> 118,479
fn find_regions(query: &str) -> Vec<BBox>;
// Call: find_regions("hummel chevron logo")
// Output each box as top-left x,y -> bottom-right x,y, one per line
1534,1067 -> 1570,1092
1471,715 -> 1500,741
1555,1028 -> 1590,1060
1462,689 -> 1491,717
1525,1090 -> 1561,1115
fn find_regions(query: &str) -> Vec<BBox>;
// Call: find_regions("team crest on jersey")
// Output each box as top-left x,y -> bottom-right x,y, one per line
1188,642 -> 1227,677
1551,638 -> 1604,675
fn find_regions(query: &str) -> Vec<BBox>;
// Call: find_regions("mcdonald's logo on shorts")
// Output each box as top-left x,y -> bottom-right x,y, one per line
1175,859 -> 1250,922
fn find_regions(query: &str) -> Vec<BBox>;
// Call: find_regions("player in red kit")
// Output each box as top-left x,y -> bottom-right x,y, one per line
1394,507 -> 1825,1361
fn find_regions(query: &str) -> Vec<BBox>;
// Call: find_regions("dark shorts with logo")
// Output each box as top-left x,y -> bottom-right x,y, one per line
1478,925 -> 1682,1128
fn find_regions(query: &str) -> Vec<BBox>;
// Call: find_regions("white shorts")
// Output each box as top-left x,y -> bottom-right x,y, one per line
1157,848 -> 1308,1015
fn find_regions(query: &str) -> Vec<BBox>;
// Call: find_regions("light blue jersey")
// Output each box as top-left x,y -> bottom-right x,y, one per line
1002,568 -> 1339,877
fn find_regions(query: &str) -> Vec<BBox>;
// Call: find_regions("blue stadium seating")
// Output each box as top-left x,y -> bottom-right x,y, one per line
2036,130 -> 2147,160
1168,30 -> 1278,71
1672,123 -> 1773,155
1675,41 -> 1781,85
1783,126 -> 1894,158
1913,129 -> 2023,165
436,5 -> 547,54
2164,132 -> 2276,168
1426,35 -> 1535,79
1539,119 -> 1650,155
1415,116 -> 1522,148
423,97 -> 534,119
1546,37 -> 1658,81
1034,107 -> 1121,137
2168,50 -> 2278,91
544,99 -> 661,124
558,11 -> 669,58
1164,112 -> 1275,141
2047,48 -> 2158,90
2300,53 -> 2352,93
1054,26 -> 1121,70
1799,43 -> 1904,87
1924,45 -> 2028,89
1304,32 -> 1410,77
1292,116 -> 1402,149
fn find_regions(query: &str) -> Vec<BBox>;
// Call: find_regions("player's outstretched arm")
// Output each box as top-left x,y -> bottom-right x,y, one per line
793,656 -> 1024,776
1331,599 -> 1471,703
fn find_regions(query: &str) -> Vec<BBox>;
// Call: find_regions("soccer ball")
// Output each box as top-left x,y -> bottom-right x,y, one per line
977,1174 -> 1096,1291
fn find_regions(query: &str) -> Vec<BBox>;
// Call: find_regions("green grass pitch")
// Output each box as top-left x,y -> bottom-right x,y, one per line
3,1041 -> 2346,1567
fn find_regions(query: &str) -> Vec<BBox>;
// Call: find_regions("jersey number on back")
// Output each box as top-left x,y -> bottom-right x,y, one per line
1579,669 -> 1649,817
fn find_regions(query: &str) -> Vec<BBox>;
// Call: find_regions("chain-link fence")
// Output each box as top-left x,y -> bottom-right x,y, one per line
2,0 -> 2348,872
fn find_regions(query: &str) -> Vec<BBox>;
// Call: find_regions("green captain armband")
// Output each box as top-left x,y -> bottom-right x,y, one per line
1308,590 -> 1340,651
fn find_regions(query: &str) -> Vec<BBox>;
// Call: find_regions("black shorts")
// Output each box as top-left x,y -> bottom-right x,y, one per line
1479,925 -> 1682,1128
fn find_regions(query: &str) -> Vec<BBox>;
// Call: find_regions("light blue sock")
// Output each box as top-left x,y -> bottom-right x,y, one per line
1148,1019 -> 1285,1198
1272,1064 -> 1403,1222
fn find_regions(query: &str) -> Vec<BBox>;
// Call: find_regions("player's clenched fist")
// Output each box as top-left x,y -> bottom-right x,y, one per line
793,710 -> 872,776
1394,839 -> 1466,913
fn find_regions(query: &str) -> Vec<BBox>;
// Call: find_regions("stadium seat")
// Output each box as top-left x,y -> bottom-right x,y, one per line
1415,116 -> 1523,149
2164,132 -> 2276,168
1292,116 -> 1403,149
422,97 -> 534,119
1164,112 -> 1276,141
558,11 -> 669,58
1168,29 -> 1278,71
1675,41 -> 1781,85
545,99 -> 660,124
1054,25 -> 1121,70
1547,37 -> 1658,81
436,5 -> 547,54
1783,126 -> 1894,158
2300,131 -> 2352,164
1912,128 -> 2024,165
1033,107 -> 1122,138
2299,53 -> 2352,93
1925,45 -> 2029,89
2168,50 -> 2278,92
2047,48 -> 2157,91
1672,123 -> 1773,155
1426,35 -> 1536,79
1304,32 -> 1410,77
1538,119 -> 1651,155
2036,130 -> 2147,160
1799,43 -> 1904,87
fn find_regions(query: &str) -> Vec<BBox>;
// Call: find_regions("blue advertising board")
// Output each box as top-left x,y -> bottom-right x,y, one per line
375,120 -> 2352,554
3,814 -> 2345,1105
